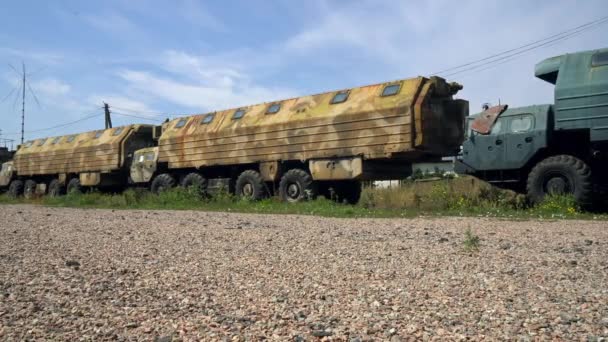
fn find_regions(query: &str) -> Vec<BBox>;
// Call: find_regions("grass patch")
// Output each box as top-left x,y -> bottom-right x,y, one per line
1,176 -> 606,220
462,228 -> 481,252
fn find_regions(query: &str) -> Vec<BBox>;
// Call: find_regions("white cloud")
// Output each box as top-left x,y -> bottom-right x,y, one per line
32,78 -> 71,97
162,50 -> 244,88
118,67 -> 294,111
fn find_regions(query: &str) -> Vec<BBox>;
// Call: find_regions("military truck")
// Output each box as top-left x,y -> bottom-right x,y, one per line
457,47 -> 608,207
6,124 -> 155,198
129,76 -> 468,202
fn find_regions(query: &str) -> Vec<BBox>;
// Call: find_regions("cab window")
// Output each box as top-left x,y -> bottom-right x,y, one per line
510,115 -> 534,133
489,118 -> 503,135
112,127 -> 124,136
266,103 -> 281,114
330,91 -> 349,104
592,51 -> 608,67
233,108 -> 246,120
381,84 -> 401,97
175,118 -> 188,128
201,113 -> 215,124
145,152 -> 155,161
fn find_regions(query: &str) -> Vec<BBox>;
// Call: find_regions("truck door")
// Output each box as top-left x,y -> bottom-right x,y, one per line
461,117 -> 506,170
503,114 -> 537,169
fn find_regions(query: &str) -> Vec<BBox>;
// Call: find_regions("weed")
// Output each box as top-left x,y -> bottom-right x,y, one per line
463,228 -> 480,252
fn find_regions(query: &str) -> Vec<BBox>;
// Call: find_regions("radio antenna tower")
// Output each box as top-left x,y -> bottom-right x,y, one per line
9,62 -> 41,144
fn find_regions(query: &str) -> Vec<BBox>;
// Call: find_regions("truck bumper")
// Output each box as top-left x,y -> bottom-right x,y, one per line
454,159 -> 477,175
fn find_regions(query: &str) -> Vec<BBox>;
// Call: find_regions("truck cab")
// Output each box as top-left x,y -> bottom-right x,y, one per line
459,105 -> 551,187
457,47 -> 608,207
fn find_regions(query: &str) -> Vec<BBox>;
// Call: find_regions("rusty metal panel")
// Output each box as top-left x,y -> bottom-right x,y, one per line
13,124 -> 154,177
130,147 -> 158,183
471,105 -> 508,135
0,161 -> 14,187
259,161 -> 279,181
309,157 -> 363,180
157,76 -> 465,169
80,172 -> 101,186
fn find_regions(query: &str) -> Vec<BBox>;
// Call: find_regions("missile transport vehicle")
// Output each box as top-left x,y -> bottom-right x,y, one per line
3,76 -> 468,202
2,125 -> 155,199
457,47 -> 608,207
127,76 -> 467,202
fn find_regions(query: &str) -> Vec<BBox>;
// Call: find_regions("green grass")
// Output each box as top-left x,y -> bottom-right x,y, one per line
1,177 -> 606,220
462,228 -> 481,252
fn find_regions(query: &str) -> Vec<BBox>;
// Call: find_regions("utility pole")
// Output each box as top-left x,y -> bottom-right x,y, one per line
21,63 -> 26,144
104,102 -> 112,129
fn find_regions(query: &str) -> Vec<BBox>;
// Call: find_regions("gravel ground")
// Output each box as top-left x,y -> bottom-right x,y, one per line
0,205 -> 607,341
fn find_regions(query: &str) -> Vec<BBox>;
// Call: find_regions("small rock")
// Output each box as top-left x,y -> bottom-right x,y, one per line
155,335 -> 173,342
499,243 -> 512,250
125,322 -> 139,329
584,240 -> 593,246
438,237 -> 448,243
311,330 -> 332,337
65,260 -> 80,267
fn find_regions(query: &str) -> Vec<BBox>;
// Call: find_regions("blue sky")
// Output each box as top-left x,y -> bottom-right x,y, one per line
1,0 -> 607,144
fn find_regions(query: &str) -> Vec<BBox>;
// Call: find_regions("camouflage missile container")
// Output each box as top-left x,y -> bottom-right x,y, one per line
131,76 -> 468,203
8,124 -> 155,198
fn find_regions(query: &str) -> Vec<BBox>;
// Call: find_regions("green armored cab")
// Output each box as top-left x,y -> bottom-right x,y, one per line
457,47 -> 608,207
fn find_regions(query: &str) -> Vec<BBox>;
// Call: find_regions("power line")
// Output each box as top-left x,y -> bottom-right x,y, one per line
442,17 -> 608,78
1,113 -> 103,136
110,105 -> 167,117
454,21 -> 608,80
112,111 -> 166,122
432,15 -> 608,77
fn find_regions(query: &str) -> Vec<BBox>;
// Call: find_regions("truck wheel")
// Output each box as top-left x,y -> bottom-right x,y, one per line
235,170 -> 266,201
23,180 -> 37,199
279,169 -> 317,203
526,155 -> 592,206
181,172 -> 208,196
67,178 -> 82,194
48,179 -> 65,197
332,180 -> 362,204
8,180 -> 24,199
151,173 -> 175,194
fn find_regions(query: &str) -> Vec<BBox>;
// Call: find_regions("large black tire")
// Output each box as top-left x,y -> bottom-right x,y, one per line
48,179 -> 64,198
235,170 -> 266,200
181,172 -> 208,196
151,173 -> 176,194
67,178 -> 82,194
8,180 -> 24,199
279,169 -> 317,203
23,179 -> 37,199
527,155 -> 592,207
330,180 -> 362,204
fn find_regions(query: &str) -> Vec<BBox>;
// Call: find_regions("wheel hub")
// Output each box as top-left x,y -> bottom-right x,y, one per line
287,183 -> 300,199
242,183 -> 253,197
546,176 -> 569,195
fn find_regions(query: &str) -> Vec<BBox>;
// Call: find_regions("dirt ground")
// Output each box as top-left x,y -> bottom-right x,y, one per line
0,204 -> 607,341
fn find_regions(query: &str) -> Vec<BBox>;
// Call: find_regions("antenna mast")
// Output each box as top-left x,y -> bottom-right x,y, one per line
21,63 -> 26,144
